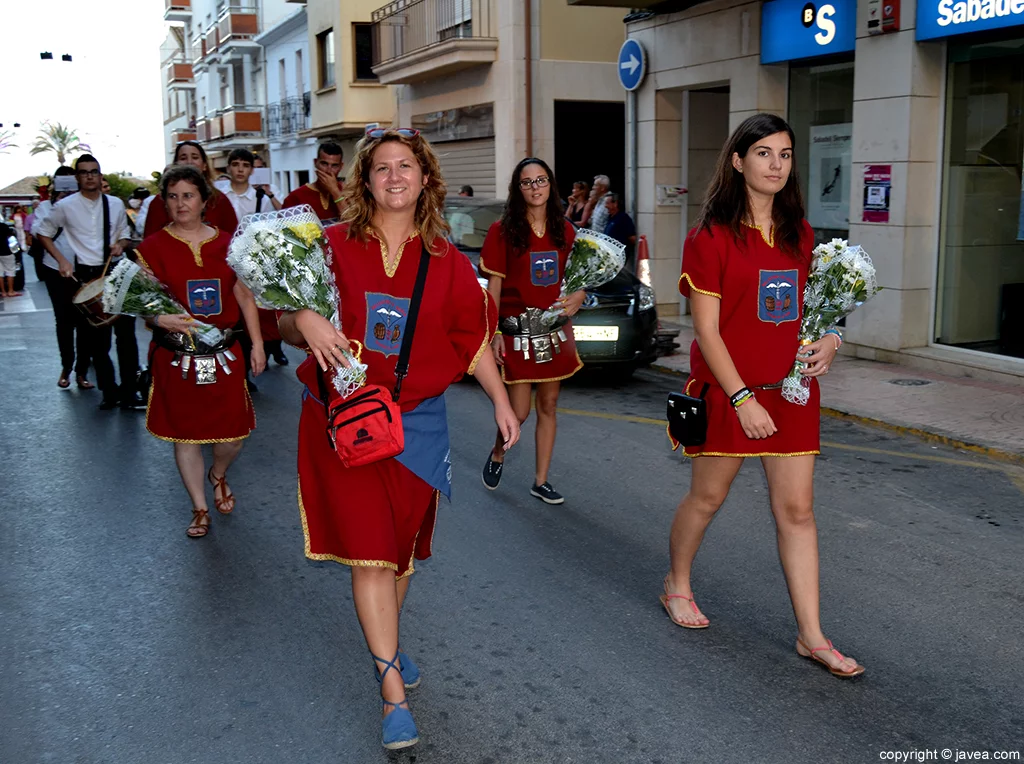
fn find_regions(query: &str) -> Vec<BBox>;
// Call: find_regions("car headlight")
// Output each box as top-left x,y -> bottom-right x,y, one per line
638,284 -> 656,312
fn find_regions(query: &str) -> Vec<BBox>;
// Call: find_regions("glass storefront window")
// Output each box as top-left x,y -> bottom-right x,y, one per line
938,36 -> 1024,359
788,59 -> 856,245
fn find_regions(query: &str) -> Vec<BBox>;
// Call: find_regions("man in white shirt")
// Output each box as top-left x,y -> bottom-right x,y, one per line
223,149 -> 282,220
36,154 -> 141,411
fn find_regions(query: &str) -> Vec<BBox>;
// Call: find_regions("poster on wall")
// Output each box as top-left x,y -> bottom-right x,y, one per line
807,124 -> 852,230
862,165 -> 892,223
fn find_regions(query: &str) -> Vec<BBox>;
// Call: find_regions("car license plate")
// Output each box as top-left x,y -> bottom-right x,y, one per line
573,325 -> 619,342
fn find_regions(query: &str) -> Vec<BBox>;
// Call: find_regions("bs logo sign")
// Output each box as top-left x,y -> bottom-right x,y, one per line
801,1 -> 838,44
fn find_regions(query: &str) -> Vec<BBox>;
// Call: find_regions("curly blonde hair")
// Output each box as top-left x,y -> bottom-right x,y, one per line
338,130 -> 451,255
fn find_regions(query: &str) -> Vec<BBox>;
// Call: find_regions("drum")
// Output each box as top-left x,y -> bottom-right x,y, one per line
73,278 -> 118,328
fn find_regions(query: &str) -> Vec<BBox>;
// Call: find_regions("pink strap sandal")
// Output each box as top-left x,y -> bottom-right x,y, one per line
796,638 -> 865,678
659,578 -> 710,629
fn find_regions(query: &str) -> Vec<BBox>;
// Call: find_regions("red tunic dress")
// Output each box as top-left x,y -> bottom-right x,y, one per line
143,188 -> 239,239
674,221 -> 819,457
136,228 -> 255,444
479,219 -> 583,384
282,183 -> 341,222
295,225 -> 496,578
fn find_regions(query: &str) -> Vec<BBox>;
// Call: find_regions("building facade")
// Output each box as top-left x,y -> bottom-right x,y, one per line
256,6 -> 316,194
161,0 -> 296,171
571,0 -> 1024,383
369,0 -> 627,200
303,0 -> 396,165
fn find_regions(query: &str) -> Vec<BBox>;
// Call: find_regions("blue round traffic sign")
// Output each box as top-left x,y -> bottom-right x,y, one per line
617,38 -> 646,92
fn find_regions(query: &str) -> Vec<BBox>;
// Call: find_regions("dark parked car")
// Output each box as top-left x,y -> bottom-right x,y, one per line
444,198 -> 658,376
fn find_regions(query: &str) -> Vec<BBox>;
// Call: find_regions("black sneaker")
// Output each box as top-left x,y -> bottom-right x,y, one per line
530,482 -> 564,505
481,454 -> 504,490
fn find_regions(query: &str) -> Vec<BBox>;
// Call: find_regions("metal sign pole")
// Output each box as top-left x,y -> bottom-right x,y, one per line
628,88 -> 638,228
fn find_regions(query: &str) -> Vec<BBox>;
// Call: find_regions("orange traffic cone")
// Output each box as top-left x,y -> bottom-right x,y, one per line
636,234 -> 651,286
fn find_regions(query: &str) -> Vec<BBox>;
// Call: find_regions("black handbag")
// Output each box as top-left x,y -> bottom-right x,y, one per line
667,383 -> 710,447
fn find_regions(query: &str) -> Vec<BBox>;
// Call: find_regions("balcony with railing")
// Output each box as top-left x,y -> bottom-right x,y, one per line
191,32 -> 207,69
371,0 -> 497,85
164,0 -> 192,22
167,60 -> 195,89
171,128 -> 198,144
266,93 -> 312,139
217,7 -> 260,58
221,105 -> 264,139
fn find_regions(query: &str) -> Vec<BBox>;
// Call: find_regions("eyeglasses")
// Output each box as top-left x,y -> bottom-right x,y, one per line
365,128 -> 420,139
76,169 -> 102,177
519,176 -> 550,190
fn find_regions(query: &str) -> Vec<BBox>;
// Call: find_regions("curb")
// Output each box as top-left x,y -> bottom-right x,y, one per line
649,361 -> 1024,466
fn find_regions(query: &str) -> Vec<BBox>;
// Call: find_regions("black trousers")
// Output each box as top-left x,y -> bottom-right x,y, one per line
42,266 -> 90,377
74,263 -> 140,400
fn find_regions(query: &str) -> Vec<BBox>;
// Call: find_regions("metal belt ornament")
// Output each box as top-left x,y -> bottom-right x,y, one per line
156,329 -> 238,386
502,308 -> 569,365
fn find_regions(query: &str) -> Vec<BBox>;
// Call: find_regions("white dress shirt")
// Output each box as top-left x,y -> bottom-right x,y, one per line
136,195 -> 155,237
224,183 -> 275,220
35,192 -> 130,266
31,200 -> 75,271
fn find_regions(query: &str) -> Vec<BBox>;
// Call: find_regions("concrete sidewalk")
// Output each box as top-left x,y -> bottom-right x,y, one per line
653,323 -> 1024,462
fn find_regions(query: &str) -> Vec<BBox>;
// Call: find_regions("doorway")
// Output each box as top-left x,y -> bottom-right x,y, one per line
554,100 -> 626,204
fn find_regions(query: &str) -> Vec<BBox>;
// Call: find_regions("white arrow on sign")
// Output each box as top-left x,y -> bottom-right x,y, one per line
620,54 -> 640,76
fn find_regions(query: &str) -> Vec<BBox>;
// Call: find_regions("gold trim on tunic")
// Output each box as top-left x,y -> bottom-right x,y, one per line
466,286 -> 492,376
679,273 -> 722,299
144,366 -> 254,445
163,225 -> 221,267
501,351 -> 583,385
370,230 -> 420,279
742,221 -> 775,248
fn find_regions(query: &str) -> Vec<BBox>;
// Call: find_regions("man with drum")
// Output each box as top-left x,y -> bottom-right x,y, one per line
36,154 -> 139,411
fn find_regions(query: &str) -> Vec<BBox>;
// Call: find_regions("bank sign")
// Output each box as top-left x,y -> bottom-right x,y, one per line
917,0 -> 1024,39
761,0 -> 856,63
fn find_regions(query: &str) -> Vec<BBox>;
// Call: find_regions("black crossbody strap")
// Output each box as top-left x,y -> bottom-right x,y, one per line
100,194 -> 112,277
392,244 -> 432,402
699,383 -> 709,398
255,187 -> 266,213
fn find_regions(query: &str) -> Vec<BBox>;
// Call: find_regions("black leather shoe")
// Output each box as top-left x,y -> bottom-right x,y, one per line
273,351 -> 289,366
99,397 -> 119,411
121,391 -> 147,410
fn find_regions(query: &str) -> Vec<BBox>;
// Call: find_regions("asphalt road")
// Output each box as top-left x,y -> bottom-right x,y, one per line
2,281 -> 1022,764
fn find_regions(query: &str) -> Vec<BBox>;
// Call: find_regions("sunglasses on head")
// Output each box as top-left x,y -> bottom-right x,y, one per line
365,127 -> 420,140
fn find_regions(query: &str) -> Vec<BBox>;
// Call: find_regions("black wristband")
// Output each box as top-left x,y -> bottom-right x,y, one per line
729,387 -> 753,406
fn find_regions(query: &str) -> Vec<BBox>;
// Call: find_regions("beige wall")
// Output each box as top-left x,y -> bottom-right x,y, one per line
306,0 -> 394,134
539,0 -> 625,62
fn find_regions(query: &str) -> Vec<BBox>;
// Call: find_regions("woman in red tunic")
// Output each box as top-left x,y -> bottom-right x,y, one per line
662,114 -> 864,678
143,141 -> 238,238
279,128 -> 520,751
136,164 -> 265,539
478,158 -> 585,505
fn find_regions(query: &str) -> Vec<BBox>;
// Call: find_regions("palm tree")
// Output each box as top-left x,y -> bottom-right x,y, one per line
30,122 -> 91,165
0,129 -> 16,154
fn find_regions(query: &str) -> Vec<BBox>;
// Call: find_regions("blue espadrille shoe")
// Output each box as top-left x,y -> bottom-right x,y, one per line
398,649 -> 421,689
372,650 -> 419,750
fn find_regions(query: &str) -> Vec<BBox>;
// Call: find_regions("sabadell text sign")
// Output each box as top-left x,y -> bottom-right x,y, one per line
917,0 -> 1024,40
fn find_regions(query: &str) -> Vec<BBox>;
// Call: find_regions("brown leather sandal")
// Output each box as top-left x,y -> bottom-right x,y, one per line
76,376 -> 95,390
187,508 -> 210,538
208,467 -> 236,514
58,375 -> 71,389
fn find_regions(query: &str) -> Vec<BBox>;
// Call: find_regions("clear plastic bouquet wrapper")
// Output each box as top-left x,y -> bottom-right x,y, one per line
782,239 -> 880,405
539,228 -> 627,328
227,204 -> 367,398
103,259 -> 226,349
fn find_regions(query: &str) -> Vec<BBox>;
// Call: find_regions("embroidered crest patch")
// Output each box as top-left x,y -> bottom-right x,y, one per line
530,250 -> 559,287
186,279 -> 222,317
758,269 -> 798,324
365,292 -> 410,357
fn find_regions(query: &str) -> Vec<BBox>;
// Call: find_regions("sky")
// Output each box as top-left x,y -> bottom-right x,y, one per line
0,0 -> 168,189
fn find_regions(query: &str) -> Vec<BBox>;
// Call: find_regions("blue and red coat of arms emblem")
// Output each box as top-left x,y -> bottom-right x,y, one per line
757,269 -> 799,325
530,250 -> 559,287
186,279 -> 222,317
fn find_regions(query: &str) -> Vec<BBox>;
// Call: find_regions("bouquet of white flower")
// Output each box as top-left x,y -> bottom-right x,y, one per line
782,239 -> 880,405
227,205 -> 367,398
539,229 -> 626,328
103,259 -> 225,347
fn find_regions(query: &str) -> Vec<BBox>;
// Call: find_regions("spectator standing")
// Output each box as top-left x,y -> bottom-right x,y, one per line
252,154 -> 283,201
12,206 -> 27,251
0,219 -> 21,298
565,181 -> 589,225
282,142 -> 344,222
224,149 -> 282,218
32,166 -> 91,388
458,185 -> 473,197
36,154 -> 140,410
579,174 -> 610,229
602,192 -> 637,267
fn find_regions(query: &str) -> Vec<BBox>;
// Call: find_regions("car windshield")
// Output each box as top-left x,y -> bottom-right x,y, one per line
444,200 -> 503,253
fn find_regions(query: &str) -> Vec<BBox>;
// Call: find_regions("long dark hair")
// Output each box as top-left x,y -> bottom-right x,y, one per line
173,140 -> 214,185
696,113 -> 806,258
499,157 -> 567,255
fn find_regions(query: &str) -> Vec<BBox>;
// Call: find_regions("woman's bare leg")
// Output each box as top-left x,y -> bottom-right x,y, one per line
491,383 -> 533,462
352,567 -> 406,715
533,380 -> 561,485
173,443 -> 208,509
665,456 -> 744,625
761,454 -> 859,673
